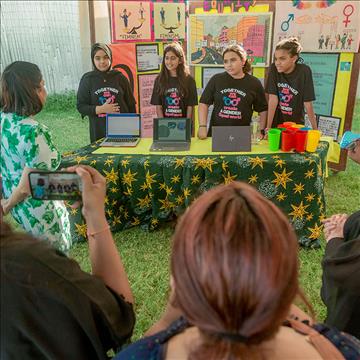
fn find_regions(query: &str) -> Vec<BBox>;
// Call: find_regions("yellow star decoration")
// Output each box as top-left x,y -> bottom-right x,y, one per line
75,223 -> 87,238
183,187 -> 191,198
171,174 -> 181,184
90,160 -> 97,166
193,158 -> 216,172
104,168 -> 119,185
159,198 -> 175,210
111,199 -> 117,207
276,192 -> 287,202
110,187 -> 118,194
293,183 -> 304,194
106,209 -> 113,217
105,196 -> 109,205
319,213 -> 326,222
165,186 -> 174,196
272,168 -> 293,189
249,156 -> 266,169
104,158 -> 114,166
62,151 -> 74,157
176,194 -> 184,205
124,210 -> 129,219
305,193 -> 315,202
272,155 -> 280,159
174,157 -> 185,169
306,156 -> 316,165
306,213 -> 313,221
222,160 -> 228,171
191,174 -> 201,185
145,171 -> 157,189
317,196 -> 322,205
289,201 -> 309,220
121,159 -> 130,168
122,169 -> 137,187
317,163 -> 323,177
308,223 -> 323,240
123,187 -> 133,196
222,171 -> 237,185
70,207 -> 78,215
305,169 -> 315,179
248,174 -> 258,184
151,218 -> 159,227
143,160 -> 150,168
137,195 -> 151,208
275,159 -> 286,168
131,217 -> 140,226
159,182 -> 167,191
74,155 -> 88,164
140,182 -> 148,191
113,215 -> 121,225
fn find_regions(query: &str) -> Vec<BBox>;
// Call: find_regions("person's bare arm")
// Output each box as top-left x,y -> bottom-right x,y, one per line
304,101 -> 318,130
1,167 -> 33,215
71,165 -> 134,304
259,110 -> 268,139
155,105 -> 164,118
197,103 -> 209,139
266,94 -> 278,129
186,106 -> 193,119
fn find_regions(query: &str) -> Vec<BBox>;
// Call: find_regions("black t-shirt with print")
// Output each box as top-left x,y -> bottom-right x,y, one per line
265,63 -> 315,127
199,72 -> 267,136
150,75 -> 198,118
77,70 -> 136,143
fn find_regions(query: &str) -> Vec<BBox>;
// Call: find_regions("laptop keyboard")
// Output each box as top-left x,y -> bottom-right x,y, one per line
104,138 -> 137,143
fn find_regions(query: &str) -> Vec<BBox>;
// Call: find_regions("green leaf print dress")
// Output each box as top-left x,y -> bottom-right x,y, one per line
1,113 -> 71,251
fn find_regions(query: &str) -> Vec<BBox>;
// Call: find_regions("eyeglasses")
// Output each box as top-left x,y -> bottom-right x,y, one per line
347,141 -> 358,151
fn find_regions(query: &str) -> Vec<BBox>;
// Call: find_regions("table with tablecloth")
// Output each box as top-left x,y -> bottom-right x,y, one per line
61,138 -> 330,248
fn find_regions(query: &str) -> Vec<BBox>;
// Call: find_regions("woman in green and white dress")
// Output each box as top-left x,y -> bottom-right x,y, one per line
1,61 -> 71,251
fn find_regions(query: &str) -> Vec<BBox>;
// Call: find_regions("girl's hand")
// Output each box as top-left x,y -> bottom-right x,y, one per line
101,101 -> 120,114
197,126 -> 207,140
1,199 -> 11,215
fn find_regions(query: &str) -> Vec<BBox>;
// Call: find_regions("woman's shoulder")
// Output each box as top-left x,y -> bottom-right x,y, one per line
1,112 -> 39,128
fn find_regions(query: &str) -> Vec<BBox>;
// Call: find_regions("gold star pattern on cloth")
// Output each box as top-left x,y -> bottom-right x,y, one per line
222,171 -> 237,185
276,192 -> 287,201
159,198 -> 175,211
176,194 -> 184,205
308,223 -> 323,240
249,156 -> 266,169
293,183 -> 304,194
305,193 -> 315,202
305,169 -> 315,179
137,195 -> 151,209
193,157 -> 216,172
174,157 -> 185,169
75,223 -> 87,238
272,168 -> 293,189
121,159 -> 130,168
74,155 -> 88,164
104,158 -> 114,166
191,174 -> 201,184
145,171 -> 157,189
183,187 -> 191,198
104,168 -> 119,185
289,201 -> 309,220
275,159 -> 286,168
171,174 -> 181,184
122,169 -> 137,187
248,174 -> 258,184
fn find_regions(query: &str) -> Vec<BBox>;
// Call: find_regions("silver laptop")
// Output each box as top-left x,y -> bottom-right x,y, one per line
212,126 -> 251,152
100,113 -> 141,147
150,118 -> 191,151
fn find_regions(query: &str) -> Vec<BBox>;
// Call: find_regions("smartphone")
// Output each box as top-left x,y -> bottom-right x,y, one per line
28,171 -> 82,200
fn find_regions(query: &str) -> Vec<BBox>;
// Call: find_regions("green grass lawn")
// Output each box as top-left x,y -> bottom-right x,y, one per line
7,93 -> 360,339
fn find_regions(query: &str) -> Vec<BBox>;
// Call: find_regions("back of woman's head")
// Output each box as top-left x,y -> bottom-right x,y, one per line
171,182 -> 299,359
275,37 -> 303,58
1,61 -> 43,116
222,44 -> 252,73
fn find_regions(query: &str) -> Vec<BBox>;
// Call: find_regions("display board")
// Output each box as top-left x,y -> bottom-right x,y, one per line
273,0 -> 360,53
188,12 -> 272,67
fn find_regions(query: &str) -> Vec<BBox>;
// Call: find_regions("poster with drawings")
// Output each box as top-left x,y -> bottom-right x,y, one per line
273,1 -> 360,52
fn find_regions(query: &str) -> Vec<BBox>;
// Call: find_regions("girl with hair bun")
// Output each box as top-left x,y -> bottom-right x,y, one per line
198,44 -> 267,139
116,182 -> 360,359
151,42 -> 198,120
265,37 -> 318,131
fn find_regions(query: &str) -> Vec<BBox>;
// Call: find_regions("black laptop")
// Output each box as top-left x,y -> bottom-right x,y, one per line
150,118 -> 191,151
212,126 -> 251,152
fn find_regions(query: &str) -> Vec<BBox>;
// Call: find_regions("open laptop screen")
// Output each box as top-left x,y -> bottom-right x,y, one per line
155,118 -> 190,141
107,114 -> 140,137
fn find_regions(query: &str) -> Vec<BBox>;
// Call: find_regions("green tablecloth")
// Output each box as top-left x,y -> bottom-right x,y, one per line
61,140 -> 329,248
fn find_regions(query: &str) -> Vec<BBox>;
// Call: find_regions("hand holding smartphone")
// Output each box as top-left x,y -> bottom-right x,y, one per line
29,171 -> 82,200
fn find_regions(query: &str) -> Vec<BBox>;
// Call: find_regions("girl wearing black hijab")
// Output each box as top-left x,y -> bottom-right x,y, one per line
77,43 -> 136,142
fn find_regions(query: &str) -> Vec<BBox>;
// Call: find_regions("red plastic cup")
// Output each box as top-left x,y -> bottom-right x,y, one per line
281,130 -> 295,151
295,130 -> 308,152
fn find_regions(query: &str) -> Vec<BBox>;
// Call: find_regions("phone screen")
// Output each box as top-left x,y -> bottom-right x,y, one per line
29,171 -> 82,200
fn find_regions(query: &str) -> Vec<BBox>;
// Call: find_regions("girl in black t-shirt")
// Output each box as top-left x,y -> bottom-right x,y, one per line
198,45 -> 267,138
77,43 -> 136,143
265,37 -> 318,131
150,42 -> 198,120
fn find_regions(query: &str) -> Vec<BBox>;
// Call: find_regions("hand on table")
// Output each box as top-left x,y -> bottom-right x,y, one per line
197,126 -> 207,140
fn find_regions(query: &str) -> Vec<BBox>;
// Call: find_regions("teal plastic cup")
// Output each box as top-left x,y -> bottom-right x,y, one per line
268,128 -> 281,151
